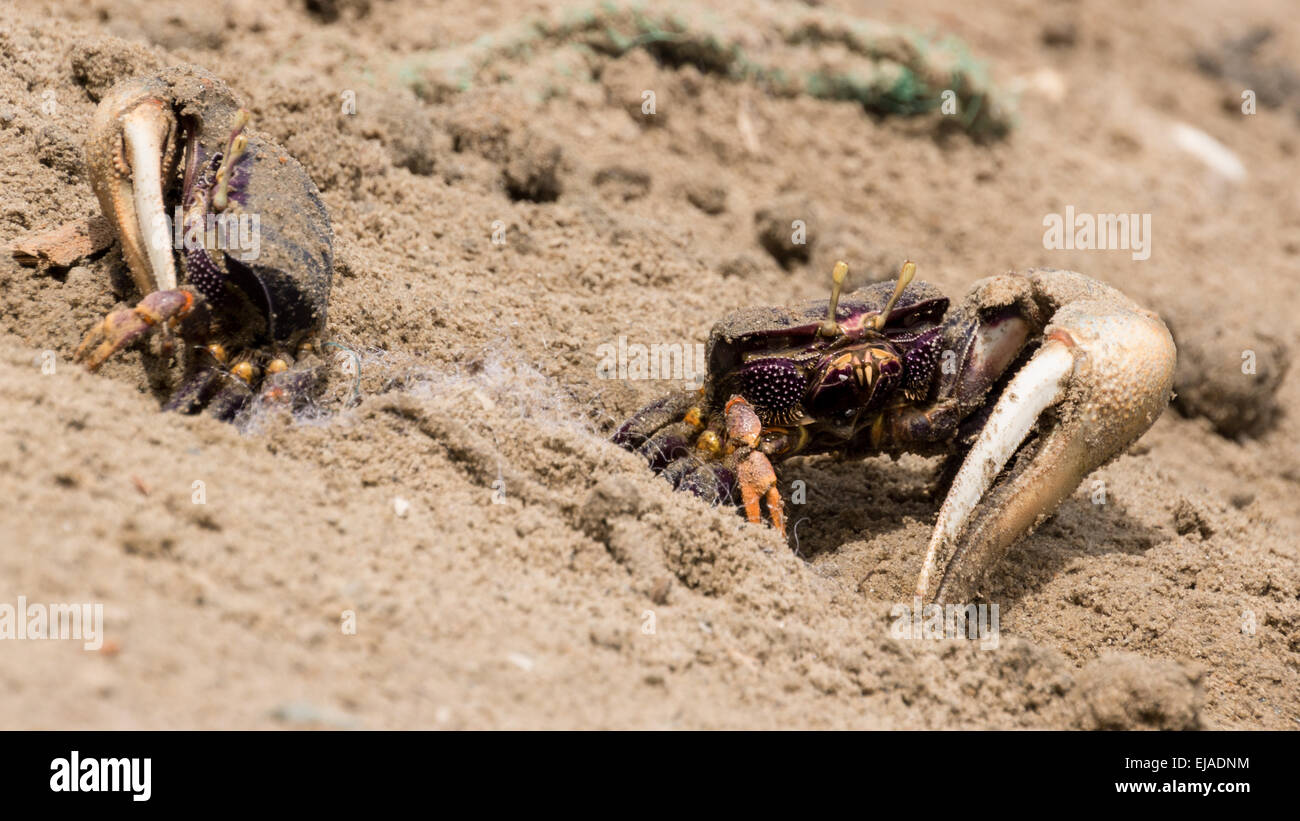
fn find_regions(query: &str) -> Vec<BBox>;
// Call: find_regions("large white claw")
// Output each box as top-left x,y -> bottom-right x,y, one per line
915,338 -> 1076,601
123,100 -> 178,292
85,78 -> 179,296
916,272 -> 1176,603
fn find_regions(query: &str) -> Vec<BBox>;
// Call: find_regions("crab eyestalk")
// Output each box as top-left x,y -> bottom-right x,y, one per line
212,109 -> 251,212
819,261 -> 850,337
870,260 -> 917,331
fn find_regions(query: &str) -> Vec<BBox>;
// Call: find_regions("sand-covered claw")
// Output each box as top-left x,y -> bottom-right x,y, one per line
916,270 -> 1177,603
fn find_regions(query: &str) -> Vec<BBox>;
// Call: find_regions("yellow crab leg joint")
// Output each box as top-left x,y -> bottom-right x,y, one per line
230,360 -> 258,384
695,430 -> 722,457
206,343 -> 229,364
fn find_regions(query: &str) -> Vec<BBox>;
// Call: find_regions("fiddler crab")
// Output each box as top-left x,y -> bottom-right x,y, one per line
73,65 -> 333,419
614,261 -> 1176,603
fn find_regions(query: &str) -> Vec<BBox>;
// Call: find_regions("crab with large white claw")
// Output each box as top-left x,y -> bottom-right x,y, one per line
74,65 -> 333,420
615,261 -> 1176,604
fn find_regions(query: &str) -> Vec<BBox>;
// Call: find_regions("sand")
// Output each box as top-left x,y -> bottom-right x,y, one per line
0,0 -> 1296,729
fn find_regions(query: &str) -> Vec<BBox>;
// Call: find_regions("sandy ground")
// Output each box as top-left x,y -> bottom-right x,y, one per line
1,0 -> 1297,729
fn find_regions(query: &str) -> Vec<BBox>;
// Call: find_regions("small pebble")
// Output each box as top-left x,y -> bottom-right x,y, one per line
650,576 -> 672,605
755,195 -> 816,268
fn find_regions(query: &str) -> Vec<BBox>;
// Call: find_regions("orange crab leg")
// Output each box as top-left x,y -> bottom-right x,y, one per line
74,289 -> 202,371
723,395 -> 762,449
725,395 -> 786,535
736,450 -> 784,535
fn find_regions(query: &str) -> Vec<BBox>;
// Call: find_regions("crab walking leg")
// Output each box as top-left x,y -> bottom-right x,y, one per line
74,289 -> 205,370
612,389 -> 700,449
86,84 -> 179,295
916,298 -> 1176,603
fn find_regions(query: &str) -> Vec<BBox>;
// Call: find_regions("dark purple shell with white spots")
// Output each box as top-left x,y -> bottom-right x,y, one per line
701,279 -> 950,422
